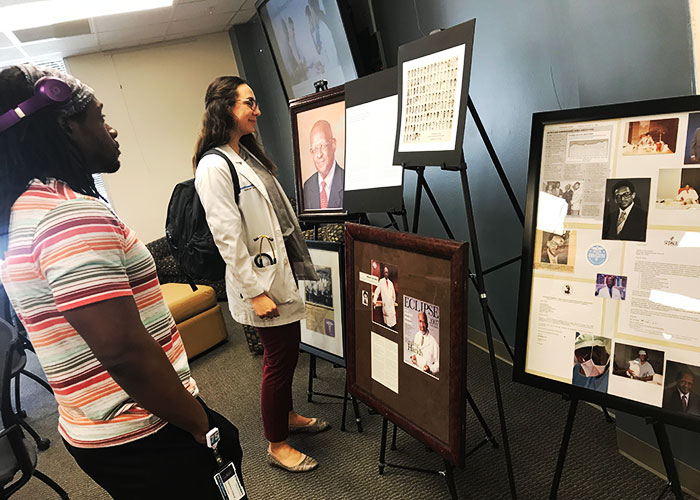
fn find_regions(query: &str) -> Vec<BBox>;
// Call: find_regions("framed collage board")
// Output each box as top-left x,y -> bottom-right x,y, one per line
345,223 -> 468,466
300,241 -> 346,366
514,95 -> 700,432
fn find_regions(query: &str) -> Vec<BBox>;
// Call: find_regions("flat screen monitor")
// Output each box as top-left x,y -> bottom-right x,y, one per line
256,0 -> 358,100
514,95 -> 700,432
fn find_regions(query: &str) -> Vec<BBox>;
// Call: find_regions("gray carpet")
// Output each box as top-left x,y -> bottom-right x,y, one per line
11,304 -> 691,499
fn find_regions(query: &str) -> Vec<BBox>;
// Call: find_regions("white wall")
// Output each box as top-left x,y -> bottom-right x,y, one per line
66,32 -> 238,243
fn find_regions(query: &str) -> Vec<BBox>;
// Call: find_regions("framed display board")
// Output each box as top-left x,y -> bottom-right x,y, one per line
345,223 -> 468,466
392,19 -> 475,168
514,95 -> 700,432
299,241 -> 346,366
290,85 -> 347,219
344,66 -> 404,214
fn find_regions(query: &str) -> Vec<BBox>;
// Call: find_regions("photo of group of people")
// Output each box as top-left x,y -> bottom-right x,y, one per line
621,118 -> 678,155
543,181 -> 584,216
403,56 -> 459,143
370,260 -> 398,332
570,334 -> 700,416
304,266 -> 335,337
403,296 -> 440,380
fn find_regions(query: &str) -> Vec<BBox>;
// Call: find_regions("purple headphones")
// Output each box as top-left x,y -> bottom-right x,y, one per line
0,77 -> 72,134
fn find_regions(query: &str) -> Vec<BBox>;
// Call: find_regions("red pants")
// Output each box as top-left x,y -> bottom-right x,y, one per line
256,321 -> 301,442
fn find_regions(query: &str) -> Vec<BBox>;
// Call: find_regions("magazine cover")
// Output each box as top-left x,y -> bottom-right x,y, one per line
403,295 -> 440,380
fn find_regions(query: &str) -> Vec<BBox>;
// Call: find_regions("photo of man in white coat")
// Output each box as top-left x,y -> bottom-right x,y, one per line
372,265 -> 397,330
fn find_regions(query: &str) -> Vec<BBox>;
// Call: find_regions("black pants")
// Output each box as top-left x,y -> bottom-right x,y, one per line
64,400 -> 245,500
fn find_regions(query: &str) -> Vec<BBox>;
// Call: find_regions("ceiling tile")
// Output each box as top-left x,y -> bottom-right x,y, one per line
0,32 -> 13,49
172,0 -> 240,21
21,33 -> 99,57
241,0 -> 255,10
231,8 -> 255,24
166,12 -> 234,34
93,7 -> 174,33
98,24 -> 169,45
0,45 -> 24,62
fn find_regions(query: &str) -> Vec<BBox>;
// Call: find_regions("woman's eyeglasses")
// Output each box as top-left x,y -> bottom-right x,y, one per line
236,98 -> 259,111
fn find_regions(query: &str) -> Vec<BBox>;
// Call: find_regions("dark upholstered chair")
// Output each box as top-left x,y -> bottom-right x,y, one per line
0,318 -> 68,499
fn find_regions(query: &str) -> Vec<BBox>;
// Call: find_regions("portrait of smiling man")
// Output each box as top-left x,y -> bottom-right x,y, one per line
602,178 -> 650,242
303,119 -> 344,210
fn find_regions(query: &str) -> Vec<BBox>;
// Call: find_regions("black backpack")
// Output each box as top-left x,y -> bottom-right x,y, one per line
165,149 -> 240,289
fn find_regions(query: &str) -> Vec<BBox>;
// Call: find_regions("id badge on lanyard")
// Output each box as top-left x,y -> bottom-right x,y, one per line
207,427 -> 245,500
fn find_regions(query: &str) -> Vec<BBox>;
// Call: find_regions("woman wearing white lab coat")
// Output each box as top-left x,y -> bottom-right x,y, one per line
194,76 -> 327,473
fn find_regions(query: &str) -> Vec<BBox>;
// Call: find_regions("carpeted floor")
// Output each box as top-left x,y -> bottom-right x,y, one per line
11,304 -> 692,499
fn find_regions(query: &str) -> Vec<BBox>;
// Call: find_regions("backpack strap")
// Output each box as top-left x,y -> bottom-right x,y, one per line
203,149 -> 240,204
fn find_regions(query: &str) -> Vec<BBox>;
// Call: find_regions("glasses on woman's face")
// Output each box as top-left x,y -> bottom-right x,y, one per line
236,97 -> 259,111
310,141 -> 332,155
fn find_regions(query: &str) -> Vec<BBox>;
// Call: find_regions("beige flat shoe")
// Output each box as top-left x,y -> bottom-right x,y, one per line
288,417 -> 330,434
266,452 -> 318,472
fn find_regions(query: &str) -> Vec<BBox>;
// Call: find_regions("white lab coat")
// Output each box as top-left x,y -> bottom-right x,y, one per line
373,277 -> 397,328
195,144 -> 305,328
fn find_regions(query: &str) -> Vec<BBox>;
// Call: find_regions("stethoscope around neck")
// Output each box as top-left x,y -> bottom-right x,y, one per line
253,235 -> 277,268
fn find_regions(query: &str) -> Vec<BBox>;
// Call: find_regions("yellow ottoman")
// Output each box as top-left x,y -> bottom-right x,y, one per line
160,283 -> 228,359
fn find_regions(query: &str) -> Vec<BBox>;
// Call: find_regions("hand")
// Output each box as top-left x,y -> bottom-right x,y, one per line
251,293 -> 279,319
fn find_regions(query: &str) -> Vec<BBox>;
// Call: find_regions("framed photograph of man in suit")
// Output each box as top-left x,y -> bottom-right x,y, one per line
601,177 -> 650,242
290,85 -> 347,219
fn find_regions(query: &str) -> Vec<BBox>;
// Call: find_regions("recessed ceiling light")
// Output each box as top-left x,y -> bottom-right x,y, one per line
0,0 -> 174,32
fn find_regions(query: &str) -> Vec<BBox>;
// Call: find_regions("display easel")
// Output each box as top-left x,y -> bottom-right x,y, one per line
549,396 -> 684,500
305,354 -> 362,432
383,96 -> 520,499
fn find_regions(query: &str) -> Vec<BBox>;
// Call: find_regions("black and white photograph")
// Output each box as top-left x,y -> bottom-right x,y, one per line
612,343 -> 664,385
533,230 -> 576,272
621,118 -> 678,155
601,178 -> 650,242
594,274 -> 627,300
370,259 -> 399,333
662,361 -> 700,415
300,242 -> 345,364
403,296 -> 440,380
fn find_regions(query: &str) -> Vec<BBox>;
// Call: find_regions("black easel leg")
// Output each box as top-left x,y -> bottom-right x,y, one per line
379,418 -> 388,475
601,406 -> 615,423
341,385 -> 348,432
460,165 -> 517,500
651,420 -> 684,500
352,395 -> 362,432
550,398 -> 578,500
412,167 -> 425,233
307,355 -> 315,402
391,423 -> 398,450
400,201 -> 410,233
466,391 -> 498,448
442,459 -> 458,500
421,178 -> 455,239
467,98 -> 524,225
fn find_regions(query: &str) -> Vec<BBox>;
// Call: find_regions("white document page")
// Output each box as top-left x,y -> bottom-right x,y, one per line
371,331 -> 399,393
345,95 -> 403,191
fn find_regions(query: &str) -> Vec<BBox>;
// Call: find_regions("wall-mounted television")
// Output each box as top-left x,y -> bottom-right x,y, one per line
256,0 -> 359,100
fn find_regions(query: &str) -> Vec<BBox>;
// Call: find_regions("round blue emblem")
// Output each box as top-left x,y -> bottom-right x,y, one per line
587,245 -> 607,265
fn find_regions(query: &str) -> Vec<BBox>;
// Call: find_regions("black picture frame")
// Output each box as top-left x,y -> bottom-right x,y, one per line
392,19 -> 475,168
345,223 -> 468,466
299,240 -> 346,367
514,94 -> 700,433
290,85 -> 348,220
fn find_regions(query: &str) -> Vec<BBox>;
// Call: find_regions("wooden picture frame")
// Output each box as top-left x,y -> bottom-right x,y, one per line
344,223 -> 468,466
290,85 -> 347,219
299,241 -> 346,366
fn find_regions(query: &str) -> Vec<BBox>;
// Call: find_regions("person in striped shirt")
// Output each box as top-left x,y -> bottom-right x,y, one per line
0,65 -> 245,499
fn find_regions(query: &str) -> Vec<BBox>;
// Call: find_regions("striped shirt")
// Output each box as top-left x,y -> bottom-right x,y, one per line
0,179 -> 198,448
